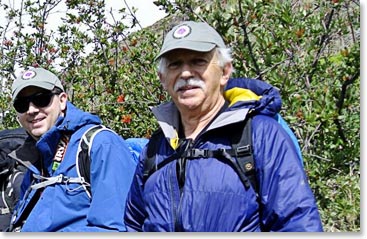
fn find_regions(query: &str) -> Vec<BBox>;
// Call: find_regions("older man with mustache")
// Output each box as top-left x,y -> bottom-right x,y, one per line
124,20 -> 323,232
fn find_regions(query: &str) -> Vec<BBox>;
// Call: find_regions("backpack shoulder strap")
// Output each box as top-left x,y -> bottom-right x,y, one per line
2,169 -> 24,214
229,116 -> 257,193
76,124 -> 112,198
143,128 -> 163,184
0,174 -> 11,215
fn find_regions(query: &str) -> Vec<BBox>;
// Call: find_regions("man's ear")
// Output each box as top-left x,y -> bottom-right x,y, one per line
158,72 -> 167,90
59,92 -> 68,111
221,62 -> 233,86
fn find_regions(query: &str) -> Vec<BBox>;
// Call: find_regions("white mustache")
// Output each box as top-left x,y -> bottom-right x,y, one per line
173,78 -> 206,92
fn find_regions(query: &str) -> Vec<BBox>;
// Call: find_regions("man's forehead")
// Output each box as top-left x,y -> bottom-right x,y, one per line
164,48 -> 216,60
18,86 -> 49,97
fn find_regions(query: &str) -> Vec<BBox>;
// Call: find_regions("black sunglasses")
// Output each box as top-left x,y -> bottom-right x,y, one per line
13,91 -> 59,113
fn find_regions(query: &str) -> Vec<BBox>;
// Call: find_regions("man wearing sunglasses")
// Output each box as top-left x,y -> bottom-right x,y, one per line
8,67 -> 137,231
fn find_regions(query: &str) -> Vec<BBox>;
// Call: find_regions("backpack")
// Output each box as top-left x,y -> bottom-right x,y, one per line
0,128 -> 28,231
143,114 -> 303,194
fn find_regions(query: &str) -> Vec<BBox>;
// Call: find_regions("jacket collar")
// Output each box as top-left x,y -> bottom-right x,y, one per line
151,101 -> 249,148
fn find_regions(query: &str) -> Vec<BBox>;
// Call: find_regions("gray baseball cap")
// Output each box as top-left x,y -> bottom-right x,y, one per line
156,21 -> 226,59
12,67 -> 64,100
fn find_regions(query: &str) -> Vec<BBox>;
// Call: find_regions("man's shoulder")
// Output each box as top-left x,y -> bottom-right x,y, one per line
251,114 -> 281,128
250,114 -> 294,145
78,125 -> 130,153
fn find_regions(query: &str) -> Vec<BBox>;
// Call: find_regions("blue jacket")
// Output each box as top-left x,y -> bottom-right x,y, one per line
11,102 -> 137,232
124,78 -> 323,232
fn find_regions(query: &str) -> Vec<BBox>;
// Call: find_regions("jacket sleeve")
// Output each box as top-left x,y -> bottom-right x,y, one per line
252,115 -> 323,232
124,147 -> 148,232
82,130 -> 138,231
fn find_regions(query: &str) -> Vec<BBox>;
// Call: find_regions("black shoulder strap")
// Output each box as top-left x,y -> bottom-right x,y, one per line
143,128 -> 163,183
3,170 -> 23,212
77,125 -> 105,197
0,175 -> 10,215
143,128 -> 182,183
229,117 -> 257,192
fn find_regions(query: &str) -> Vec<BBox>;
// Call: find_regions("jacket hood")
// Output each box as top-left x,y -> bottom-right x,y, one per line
224,78 -> 282,117
55,101 -> 101,132
36,101 -> 101,173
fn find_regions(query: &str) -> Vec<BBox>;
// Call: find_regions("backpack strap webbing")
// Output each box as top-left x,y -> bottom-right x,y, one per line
143,117 -> 257,193
28,125 -> 109,194
29,126 -> 106,196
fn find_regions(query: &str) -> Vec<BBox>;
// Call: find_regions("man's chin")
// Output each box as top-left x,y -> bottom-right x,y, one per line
29,128 -> 46,138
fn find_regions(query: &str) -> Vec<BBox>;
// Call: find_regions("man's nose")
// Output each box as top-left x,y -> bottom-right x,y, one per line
180,63 -> 194,78
27,102 -> 40,113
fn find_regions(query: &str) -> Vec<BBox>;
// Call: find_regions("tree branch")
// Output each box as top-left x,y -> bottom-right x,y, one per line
238,0 -> 262,79
334,72 -> 359,143
306,8 -> 335,84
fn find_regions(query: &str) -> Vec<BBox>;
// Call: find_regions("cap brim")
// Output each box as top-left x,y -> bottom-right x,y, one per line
12,82 -> 55,100
156,41 -> 216,60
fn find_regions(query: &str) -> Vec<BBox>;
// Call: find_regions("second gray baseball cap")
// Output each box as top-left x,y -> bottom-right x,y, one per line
12,67 -> 64,100
156,21 -> 226,59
